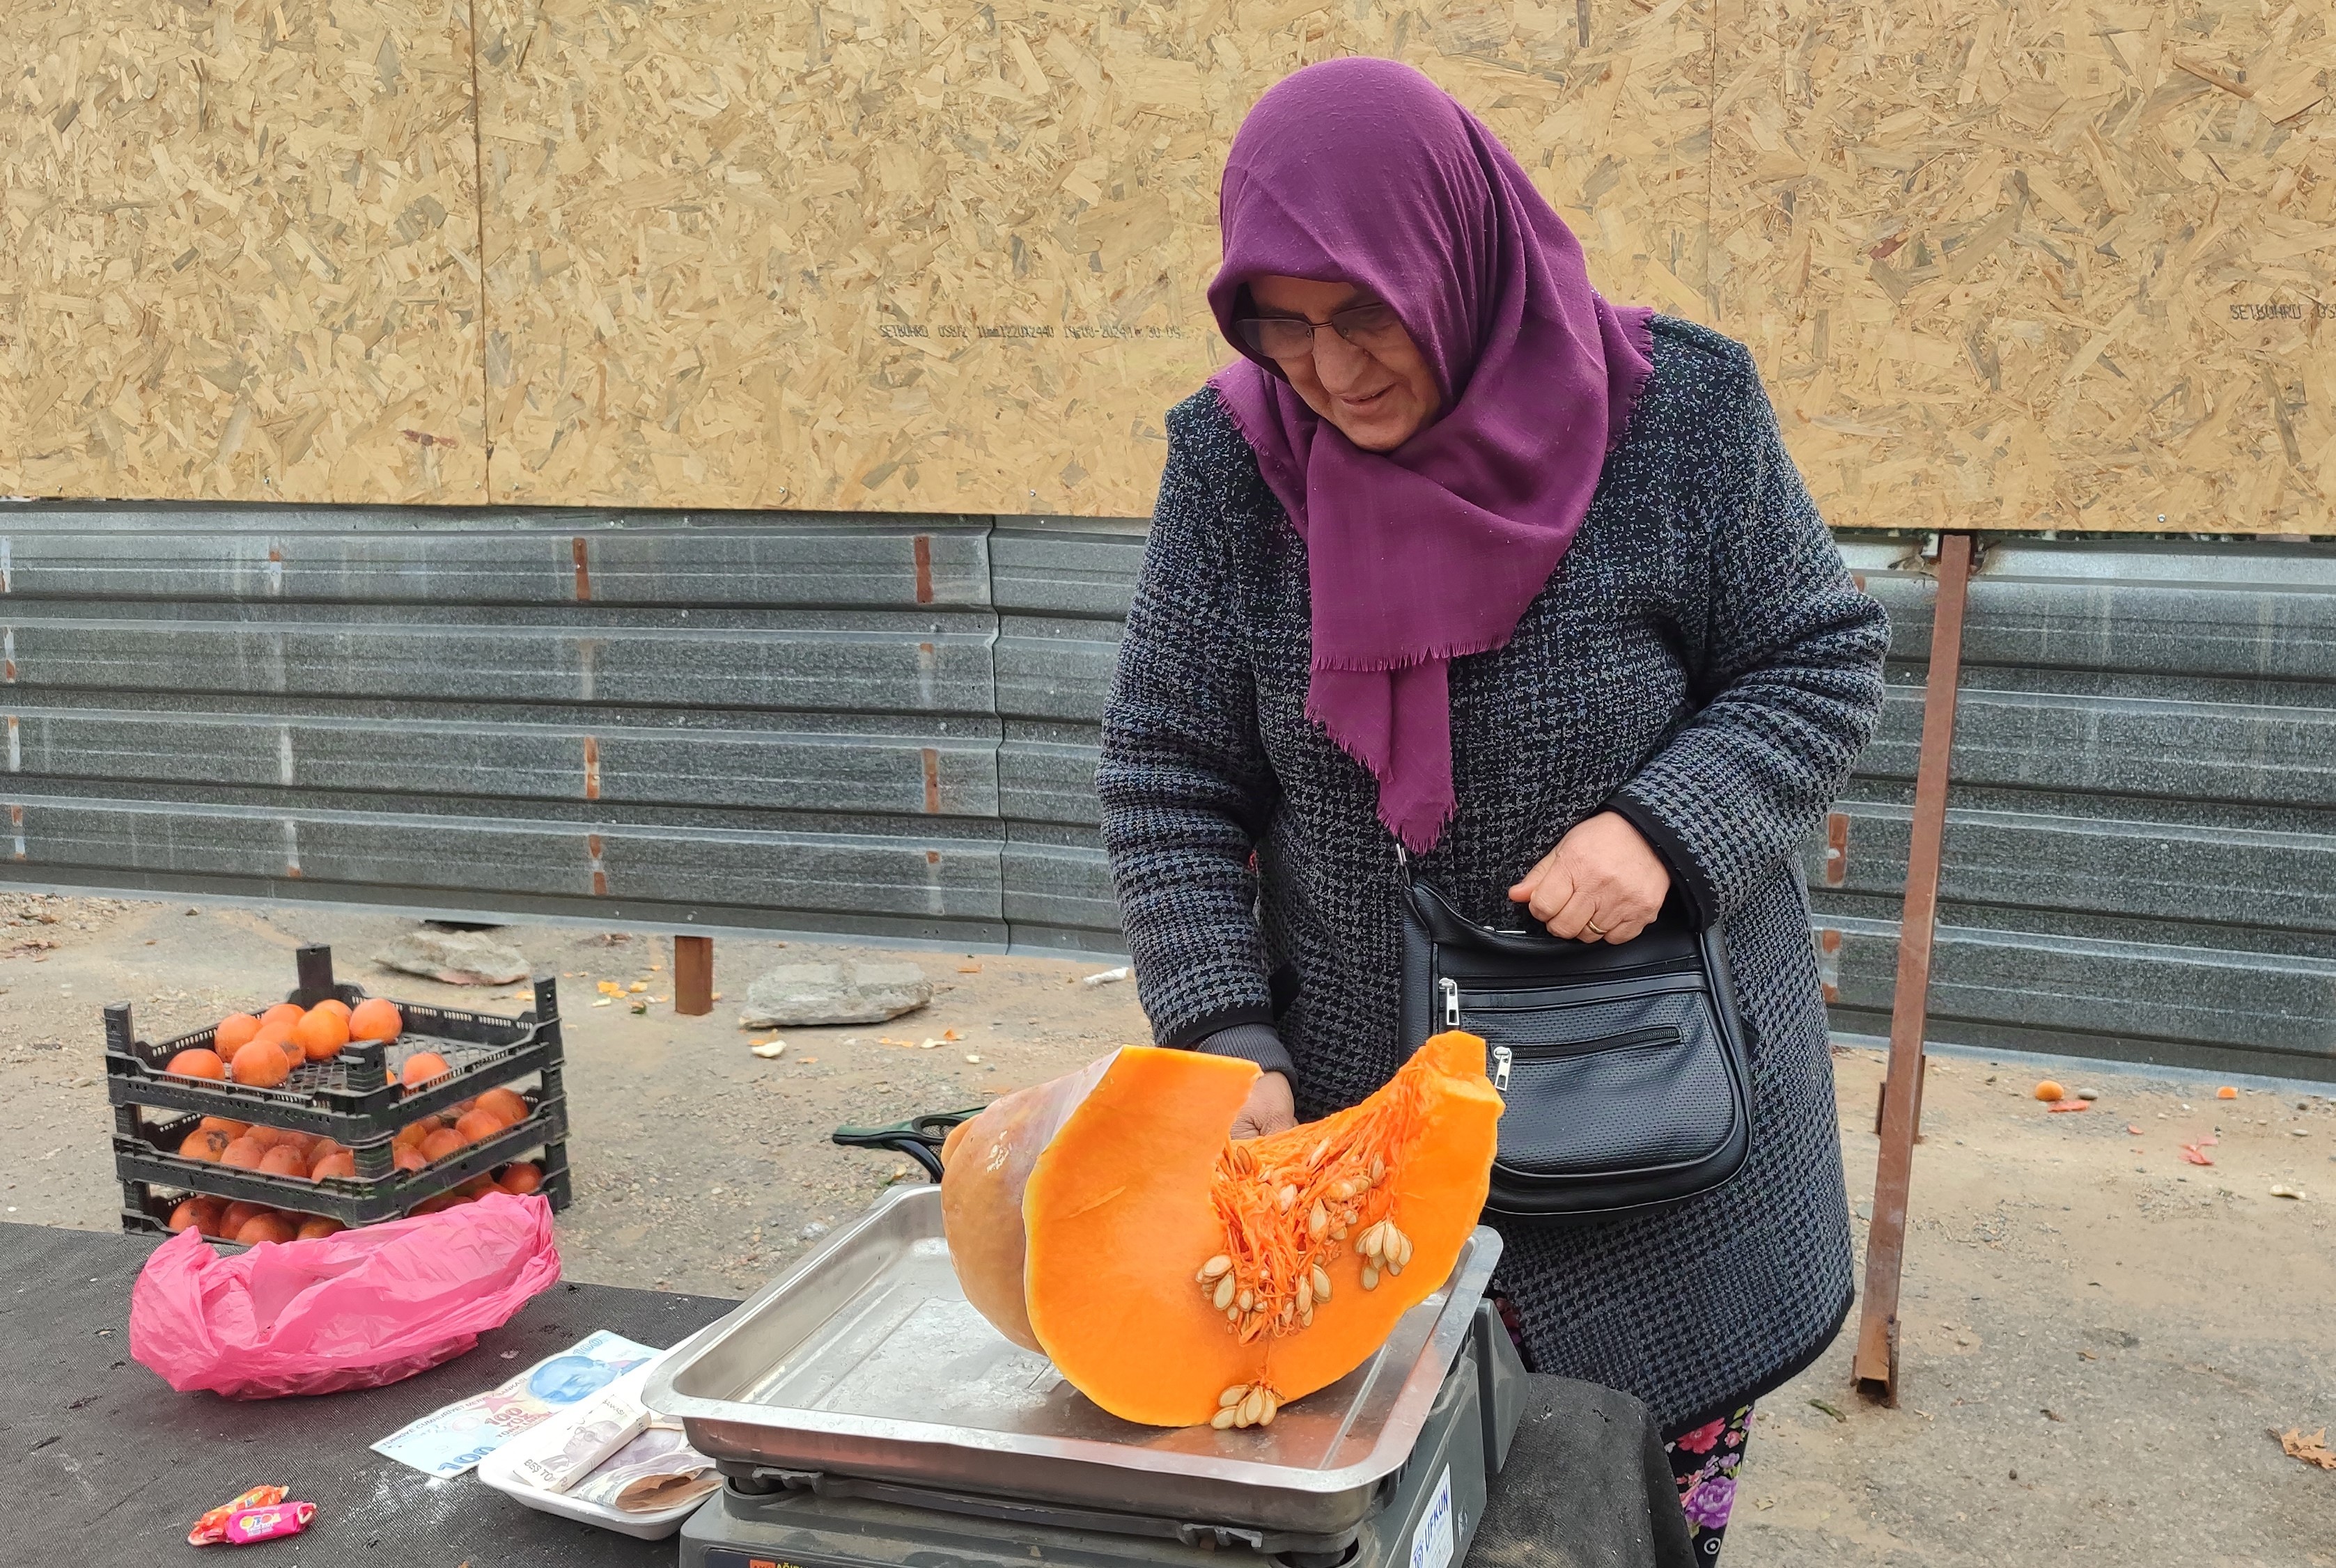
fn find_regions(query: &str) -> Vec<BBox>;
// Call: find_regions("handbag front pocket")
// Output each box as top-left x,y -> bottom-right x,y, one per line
1486,1009 -> 1743,1179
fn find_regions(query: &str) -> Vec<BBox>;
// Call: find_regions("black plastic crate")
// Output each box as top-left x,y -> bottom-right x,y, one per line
118,1092 -> 573,1232
104,944 -> 564,1158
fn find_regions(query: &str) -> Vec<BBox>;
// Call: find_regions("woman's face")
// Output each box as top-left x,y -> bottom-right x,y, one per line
1245,275 -> 1442,452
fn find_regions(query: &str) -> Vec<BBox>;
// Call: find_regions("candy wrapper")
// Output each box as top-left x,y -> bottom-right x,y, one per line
224,1501 -> 316,1545
189,1487 -> 286,1546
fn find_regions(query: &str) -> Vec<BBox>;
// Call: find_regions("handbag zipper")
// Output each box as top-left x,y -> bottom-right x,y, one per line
1492,1046 -> 1511,1092
1500,1025 -> 1683,1062
1440,976 -> 1460,1029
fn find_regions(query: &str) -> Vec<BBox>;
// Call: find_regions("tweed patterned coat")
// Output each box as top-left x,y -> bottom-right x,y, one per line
1096,317 -> 1892,1434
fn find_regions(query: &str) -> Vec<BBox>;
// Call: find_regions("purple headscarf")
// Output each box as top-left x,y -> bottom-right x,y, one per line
1206,57 -> 1654,854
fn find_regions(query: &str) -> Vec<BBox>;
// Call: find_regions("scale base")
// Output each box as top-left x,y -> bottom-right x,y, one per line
680,1312 -> 1522,1568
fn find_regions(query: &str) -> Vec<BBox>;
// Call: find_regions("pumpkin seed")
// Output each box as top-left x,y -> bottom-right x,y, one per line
1361,1264 -> 1380,1290
1213,1274 -> 1236,1310
1237,1288 -> 1254,1312
1309,1139 -> 1330,1163
1199,1254 -> 1233,1281
1328,1179 -> 1354,1200
1296,1278 -> 1313,1312
1277,1184 -> 1299,1212
1212,1406 -> 1240,1429
1312,1264 -> 1332,1301
1370,1156 -> 1386,1184
1397,1231 -> 1415,1267
1226,1304 -> 1239,1321
1258,1391 -> 1279,1426
1330,1223 -> 1348,1241
1385,1257 -> 1402,1277
1307,1201 -> 1327,1239
1238,1388 -> 1265,1426
1301,1306 -> 1314,1328
1221,1385 -> 1248,1407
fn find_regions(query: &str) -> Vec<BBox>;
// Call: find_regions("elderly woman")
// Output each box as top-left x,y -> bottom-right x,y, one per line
1096,58 -> 1889,1555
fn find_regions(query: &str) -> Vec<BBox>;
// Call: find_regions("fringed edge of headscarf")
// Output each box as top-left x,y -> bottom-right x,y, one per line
1605,304 -> 1658,455
1303,679 -> 1460,856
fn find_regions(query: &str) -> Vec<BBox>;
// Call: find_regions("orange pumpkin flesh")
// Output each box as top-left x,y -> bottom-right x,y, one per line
944,1031 -> 1499,1429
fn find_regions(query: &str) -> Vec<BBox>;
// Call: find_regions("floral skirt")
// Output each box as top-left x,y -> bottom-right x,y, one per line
1665,1405 -> 1753,1558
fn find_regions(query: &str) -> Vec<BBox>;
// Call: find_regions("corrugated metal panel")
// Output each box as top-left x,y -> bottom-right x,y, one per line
1,503 -> 1009,946
5,501 -> 2331,1080
1821,540 -> 2336,1080
990,517 -> 1140,952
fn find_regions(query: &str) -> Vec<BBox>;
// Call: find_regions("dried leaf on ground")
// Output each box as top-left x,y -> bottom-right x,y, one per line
2277,1428 -> 2336,1471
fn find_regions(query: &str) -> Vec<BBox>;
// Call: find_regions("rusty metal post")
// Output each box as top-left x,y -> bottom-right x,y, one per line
1853,531 -> 1974,1407
673,935 -> 714,1017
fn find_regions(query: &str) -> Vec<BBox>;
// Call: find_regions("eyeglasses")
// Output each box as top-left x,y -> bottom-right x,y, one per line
1231,302 -> 1406,361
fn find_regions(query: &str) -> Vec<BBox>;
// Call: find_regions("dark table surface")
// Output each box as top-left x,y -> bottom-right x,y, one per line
4,1221 -> 1690,1568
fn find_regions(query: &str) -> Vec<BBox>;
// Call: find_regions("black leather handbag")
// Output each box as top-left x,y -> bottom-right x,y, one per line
1400,873 -> 1752,1220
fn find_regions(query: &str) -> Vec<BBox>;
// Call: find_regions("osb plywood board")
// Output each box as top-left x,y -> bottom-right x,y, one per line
474,0 -> 1712,513
1709,0 -> 2336,533
0,0 -> 485,502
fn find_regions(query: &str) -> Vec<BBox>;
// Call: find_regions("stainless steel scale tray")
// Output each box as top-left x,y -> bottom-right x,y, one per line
644,1184 -> 1502,1535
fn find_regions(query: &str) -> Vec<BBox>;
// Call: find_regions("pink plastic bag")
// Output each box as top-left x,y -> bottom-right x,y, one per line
130,1191 -> 561,1399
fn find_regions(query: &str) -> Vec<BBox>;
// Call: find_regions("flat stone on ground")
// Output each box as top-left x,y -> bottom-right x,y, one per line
737,960 -> 932,1026
373,928 -> 531,986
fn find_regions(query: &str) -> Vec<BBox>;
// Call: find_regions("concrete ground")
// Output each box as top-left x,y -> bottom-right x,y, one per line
2,890 -> 2330,1564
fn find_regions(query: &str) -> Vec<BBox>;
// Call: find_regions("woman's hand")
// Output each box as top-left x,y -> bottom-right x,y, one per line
1231,1072 -> 1298,1139
1509,811 -> 1670,943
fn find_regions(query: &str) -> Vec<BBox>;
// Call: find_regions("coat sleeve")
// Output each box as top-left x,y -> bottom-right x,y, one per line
1096,400 -> 1284,1053
1605,343 -> 1890,929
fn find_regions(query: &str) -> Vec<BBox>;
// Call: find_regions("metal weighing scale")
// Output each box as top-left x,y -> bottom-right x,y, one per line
646,1182 -> 1525,1568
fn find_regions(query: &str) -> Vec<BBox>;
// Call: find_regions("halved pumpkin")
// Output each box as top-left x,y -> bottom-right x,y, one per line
941,1031 -> 1500,1429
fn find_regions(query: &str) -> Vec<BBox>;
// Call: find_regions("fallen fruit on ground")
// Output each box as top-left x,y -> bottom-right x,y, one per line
229,1040 -> 290,1088
2217,1085 -> 2238,1099
942,1030 -> 1501,1429
350,998 -> 403,1042
2032,1080 -> 2064,1102
166,1048 -> 227,1081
